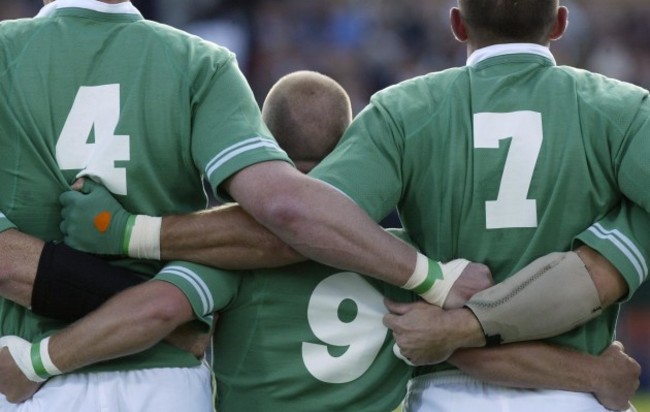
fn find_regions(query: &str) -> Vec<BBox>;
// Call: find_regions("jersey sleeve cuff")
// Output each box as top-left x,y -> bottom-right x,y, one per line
154,262 -> 219,331
205,138 -> 293,203
574,228 -> 648,301
0,213 -> 17,234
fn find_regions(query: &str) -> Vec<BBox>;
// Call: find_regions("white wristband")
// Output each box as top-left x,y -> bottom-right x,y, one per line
402,252 -> 431,290
38,337 -> 63,377
403,253 -> 470,306
392,343 -> 415,366
0,336 -> 63,383
419,259 -> 470,307
127,215 -> 162,260
0,336 -> 43,382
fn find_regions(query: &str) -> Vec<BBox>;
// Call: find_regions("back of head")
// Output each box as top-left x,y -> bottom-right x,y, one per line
459,0 -> 559,46
262,70 -> 352,173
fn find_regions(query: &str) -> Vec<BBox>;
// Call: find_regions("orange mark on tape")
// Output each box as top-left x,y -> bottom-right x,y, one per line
94,211 -> 112,233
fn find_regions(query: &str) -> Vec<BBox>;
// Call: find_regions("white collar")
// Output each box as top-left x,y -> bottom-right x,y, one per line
36,0 -> 141,18
467,43 -> 556,67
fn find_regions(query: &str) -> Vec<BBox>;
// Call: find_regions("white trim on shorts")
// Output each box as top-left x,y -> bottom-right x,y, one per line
403,370 -> 625,412
0,364 -> 215,412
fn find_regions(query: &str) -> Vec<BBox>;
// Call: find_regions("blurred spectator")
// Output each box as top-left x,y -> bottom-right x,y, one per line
176,0 -> 650,115
7,1 -> 647,111
0,0 -> 38,18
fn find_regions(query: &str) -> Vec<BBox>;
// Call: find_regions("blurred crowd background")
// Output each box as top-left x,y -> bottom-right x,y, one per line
3,0 -> 650,391
6,0 -> 650,113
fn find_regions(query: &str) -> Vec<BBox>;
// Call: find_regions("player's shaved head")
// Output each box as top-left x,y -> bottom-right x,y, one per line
262,70 -> 352,173
458,0 -> 560,46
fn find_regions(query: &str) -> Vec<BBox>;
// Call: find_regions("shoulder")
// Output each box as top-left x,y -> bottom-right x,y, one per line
0,17 -> 43,44
362,68 -> 468,139
374,68 -> 467,102
0,18 -> 50,70
132,19 -> 236,66
370,68 -> 469,116
557,66 -> 649,114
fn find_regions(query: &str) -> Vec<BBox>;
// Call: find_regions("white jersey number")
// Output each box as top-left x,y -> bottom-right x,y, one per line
474,111 -> 542,229
56,85 -> 130,195
302,272 -> 388,383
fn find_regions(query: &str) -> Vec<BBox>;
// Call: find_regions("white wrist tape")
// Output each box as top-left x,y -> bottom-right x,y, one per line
402,253 -> 430,290
420,259 -> 470,307
392,343 -> 415,366
38,337 -> 63,377
0,336 -> 62,382
403,253 -> 470,306
127,215 -> 162,260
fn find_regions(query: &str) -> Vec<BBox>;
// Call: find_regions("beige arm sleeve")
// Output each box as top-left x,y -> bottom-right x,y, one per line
464,252 -> 602,345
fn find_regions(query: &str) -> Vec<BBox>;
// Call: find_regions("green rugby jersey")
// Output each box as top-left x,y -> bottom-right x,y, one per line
575,200 -> 649,300
0,213 -> 16,234
213,266 -> 414,411
0,2 -> 289,372
156,230 -> 417,411
311,44 -> 650,370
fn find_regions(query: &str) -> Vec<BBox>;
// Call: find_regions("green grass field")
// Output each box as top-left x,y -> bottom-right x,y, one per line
634,392 -> 650,412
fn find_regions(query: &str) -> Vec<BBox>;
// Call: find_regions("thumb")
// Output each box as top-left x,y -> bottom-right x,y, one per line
70,177 -> 98,194
81,178 -> 99,194
70,178 -> 85,192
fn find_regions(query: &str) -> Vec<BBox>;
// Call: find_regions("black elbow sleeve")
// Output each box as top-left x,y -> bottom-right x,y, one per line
31,242 -> 146,322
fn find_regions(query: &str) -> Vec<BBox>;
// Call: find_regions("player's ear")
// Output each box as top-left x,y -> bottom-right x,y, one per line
549,6 -> 569,41
450,7 -> 469,43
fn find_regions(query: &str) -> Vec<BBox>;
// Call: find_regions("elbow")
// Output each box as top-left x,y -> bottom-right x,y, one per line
253,190 -> 311,236
137,283 -> 193,330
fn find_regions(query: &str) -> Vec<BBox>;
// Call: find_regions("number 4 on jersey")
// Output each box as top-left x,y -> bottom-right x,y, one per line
56,84 -> 130,195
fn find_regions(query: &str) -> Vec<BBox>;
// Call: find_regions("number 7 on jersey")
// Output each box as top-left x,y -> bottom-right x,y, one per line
474,111 -> 542,229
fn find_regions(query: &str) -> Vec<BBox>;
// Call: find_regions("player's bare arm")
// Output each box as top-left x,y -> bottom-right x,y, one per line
0,222 -> 210,405
0,279 -> 200,403
449,341 -> 640,411
0,223 -> 150,322
225,161 -> 421,287
0,229 -> 43,308
61,178 -> 302,269
0,348 -> 40,404
61,167 -> 420,286
61,173 -> 486,307
46,281 -> 196,371
384,246 -> 628,365
0,229 -> 44,403
161,203 -> 302,269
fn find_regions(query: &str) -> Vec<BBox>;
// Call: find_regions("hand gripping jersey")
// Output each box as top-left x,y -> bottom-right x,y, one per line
0,1 -> 290,373
310,44 -> 650,373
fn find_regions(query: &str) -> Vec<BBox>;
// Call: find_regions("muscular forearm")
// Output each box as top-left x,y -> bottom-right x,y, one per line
0,229 -> 43,308
48,281 -> 193,372
449,341 -> 640,410
226,162 -> 418,287
161,203 -> 303,269
575,245 -> 628,307
449,342 -> 598,392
